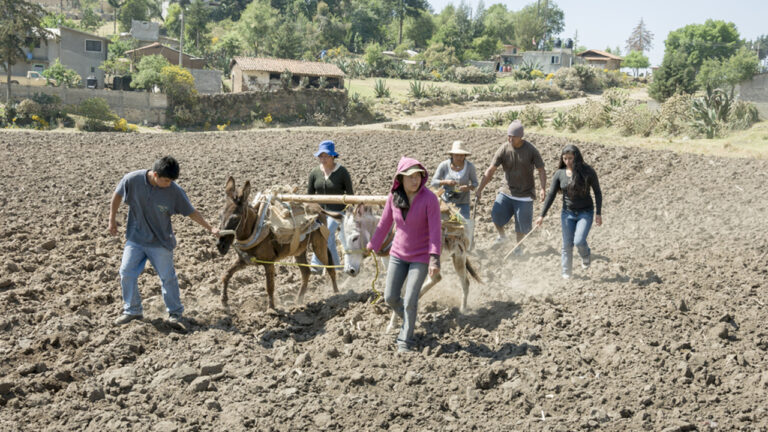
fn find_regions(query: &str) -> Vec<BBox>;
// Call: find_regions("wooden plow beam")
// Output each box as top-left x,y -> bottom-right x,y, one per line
275,194 -> 388,206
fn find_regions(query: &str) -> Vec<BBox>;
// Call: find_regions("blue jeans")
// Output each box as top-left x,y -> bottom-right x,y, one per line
311,213 -> 345,267
384,256 -> 429,349
561,209 -> 593,274
491,193 -> 533,234
119,240 -> 183,316
454,203 -> 470,220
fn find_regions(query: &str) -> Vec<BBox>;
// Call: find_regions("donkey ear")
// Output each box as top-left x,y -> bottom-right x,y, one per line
225,177 -> 236,200
356,204 -> 367,216
241,181 -> 251,203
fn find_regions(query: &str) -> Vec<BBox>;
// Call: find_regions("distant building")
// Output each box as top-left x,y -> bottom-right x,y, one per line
230,57 -> 346,92
576,49 -> 623,70
496,47 -> 575,74
130,20 -> 160,44
124,43 -> 223,94
125,42 -> 205,70
7,26 -> 110,88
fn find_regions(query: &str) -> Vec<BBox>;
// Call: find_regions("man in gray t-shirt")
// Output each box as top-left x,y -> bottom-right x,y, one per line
108,156 -> 219,328
476,120 -> 547,254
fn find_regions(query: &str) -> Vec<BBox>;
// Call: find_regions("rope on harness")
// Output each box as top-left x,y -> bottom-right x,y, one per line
248,257 -> 343,269
369,251 -> 382,305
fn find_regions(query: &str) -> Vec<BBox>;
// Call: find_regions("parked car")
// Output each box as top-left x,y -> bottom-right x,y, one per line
0,71 -> 57,87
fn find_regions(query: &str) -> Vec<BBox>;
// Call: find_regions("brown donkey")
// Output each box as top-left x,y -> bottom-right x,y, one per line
216,177 -> 338,310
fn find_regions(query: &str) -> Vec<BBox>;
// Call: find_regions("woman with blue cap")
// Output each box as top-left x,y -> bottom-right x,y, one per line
308,140 -> 354,271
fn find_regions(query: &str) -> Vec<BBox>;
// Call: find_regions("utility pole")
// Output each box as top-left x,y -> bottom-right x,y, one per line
179,8 -> 184,66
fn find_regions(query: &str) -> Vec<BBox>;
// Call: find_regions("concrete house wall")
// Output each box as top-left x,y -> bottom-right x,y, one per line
7,27 -> 108,88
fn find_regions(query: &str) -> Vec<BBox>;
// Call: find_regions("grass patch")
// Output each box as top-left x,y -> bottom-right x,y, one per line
535,120 -> 768,160
347,76 -> 515,99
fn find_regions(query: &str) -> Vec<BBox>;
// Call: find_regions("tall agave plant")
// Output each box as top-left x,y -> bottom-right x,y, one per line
374,79 -> 390,98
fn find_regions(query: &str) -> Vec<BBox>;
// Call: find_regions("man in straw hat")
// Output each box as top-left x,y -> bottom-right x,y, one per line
475,120 -> 547,255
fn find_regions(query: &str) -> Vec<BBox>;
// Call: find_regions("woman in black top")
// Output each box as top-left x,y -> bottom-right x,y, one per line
535,145 -> 602,279
308,140 -> 354,270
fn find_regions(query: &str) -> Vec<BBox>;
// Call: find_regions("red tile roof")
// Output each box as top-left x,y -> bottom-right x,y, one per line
576,49 -> 623,60
231,57 -> 345,77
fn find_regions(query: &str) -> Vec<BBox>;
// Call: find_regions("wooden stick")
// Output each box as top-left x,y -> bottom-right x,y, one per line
503,225 -> 539,259
275,194 -> 388,205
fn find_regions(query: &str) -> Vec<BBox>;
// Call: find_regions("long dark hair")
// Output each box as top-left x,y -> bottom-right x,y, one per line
558,145 -> 592,197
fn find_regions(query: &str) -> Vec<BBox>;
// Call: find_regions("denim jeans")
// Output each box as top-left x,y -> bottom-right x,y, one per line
491,193 -> 533,234
311,212 -> 345,266
119,240 -> 183,316
454,203 -> 470,220
561,209 -> 593,274
384,256 -> 429,349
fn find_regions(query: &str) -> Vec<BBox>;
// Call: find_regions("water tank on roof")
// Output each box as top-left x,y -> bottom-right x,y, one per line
565,39 -> 574,49
554,39 -> 562,48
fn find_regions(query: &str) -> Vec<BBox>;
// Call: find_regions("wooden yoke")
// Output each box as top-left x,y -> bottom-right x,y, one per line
276,194 -> 388,206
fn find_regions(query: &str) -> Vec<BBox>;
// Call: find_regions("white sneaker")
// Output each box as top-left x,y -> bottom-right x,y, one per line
491,236 -> 507,248
562,272 -> 571,280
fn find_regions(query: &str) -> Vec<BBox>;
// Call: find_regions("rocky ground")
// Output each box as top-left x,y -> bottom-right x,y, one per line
0,129 -> 766,431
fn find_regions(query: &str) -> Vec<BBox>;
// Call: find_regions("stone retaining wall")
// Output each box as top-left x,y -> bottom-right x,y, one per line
193,89 -> 347,125
10,84 -> 167,124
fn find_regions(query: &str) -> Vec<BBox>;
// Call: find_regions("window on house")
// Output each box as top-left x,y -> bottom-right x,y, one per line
551,56 -> 560,65
85,40 -> 103,52
269,73 -> 280,80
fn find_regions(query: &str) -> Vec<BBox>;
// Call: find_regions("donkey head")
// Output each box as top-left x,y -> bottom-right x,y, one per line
217,176 -> 251,255
341,204 -> 378,277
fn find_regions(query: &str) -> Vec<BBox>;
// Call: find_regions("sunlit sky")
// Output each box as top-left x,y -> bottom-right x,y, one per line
426,0 -> 767,66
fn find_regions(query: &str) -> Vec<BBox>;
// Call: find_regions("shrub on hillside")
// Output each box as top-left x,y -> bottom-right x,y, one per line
581,99 -> 611,129
728,100 -> 759,130
160,65 -> 197,106
657,93 -> 693,136
75,97 -> 118,131
553,67 -> 582,91
16,99 -> 42,120
520,104 -> 544,127
30,93 -> 65,123
610,103 -> 657,137
451,66 -> 496,84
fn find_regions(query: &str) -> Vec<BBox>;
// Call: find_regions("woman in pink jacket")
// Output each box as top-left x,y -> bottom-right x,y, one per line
367,157 -> 442,353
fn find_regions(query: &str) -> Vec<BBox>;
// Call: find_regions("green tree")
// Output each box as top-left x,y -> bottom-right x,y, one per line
364,42 -> 387,76
237,0 -> 278,55
467,35 -> 502,60
649,20 -> 741,101
482,4 -> 514,44
404,10 -> 434,49
164,3 -> 182,38
41,13 -> 79,29
623,50 -> 649,77
107,0 -> 126,34
388,0 -> 429,45
745,34 -> 768,62
269,21 -> 304,59
696,47 -> 759,93
512,0 -> 564,51
80,7 -> 104,32
625,18 -> 653,53
0,0 -> 52,102
185,0 -> 212,51
420,42 -> 460,70
118,0 -> 150,33
42,59 -> 82,87
131,54 -> 170,90
209,33 -> 242,74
